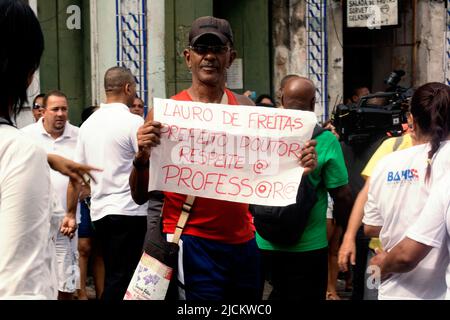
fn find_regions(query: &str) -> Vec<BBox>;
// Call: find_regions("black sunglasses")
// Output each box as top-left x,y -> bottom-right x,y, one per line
189,45 -> 230,55
32,103 -> 43,110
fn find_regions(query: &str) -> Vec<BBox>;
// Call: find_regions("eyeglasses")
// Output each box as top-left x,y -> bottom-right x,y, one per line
189,45 -> 230,55
32,103 -> 43,110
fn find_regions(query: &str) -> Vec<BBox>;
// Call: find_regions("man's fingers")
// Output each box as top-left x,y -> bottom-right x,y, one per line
350,252 -> 356,266
338,254 -> 348,272
304,139 -> 317,148
80,165 -> 102,184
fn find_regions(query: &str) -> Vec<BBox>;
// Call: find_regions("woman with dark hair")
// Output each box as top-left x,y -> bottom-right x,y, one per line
363,82 -> 450,300
0,0 -> 55,299
0,0 -> 96,299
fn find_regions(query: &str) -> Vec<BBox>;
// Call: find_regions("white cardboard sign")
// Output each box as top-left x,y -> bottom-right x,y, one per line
149,98 -> 317,206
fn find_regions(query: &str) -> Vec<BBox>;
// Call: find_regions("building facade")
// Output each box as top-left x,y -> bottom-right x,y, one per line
23,0 -> 450,127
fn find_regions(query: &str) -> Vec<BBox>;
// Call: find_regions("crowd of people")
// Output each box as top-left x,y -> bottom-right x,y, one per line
1,0 -> 449,301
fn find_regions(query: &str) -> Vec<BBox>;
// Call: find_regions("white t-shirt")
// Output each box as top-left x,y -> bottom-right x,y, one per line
406,173 -> 450,299
0,125 -> 56,299
75,103 -> 147,221
22,119 -> 81,223
363,141 -> 450,300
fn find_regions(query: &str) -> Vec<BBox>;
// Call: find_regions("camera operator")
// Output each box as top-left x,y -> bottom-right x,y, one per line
335,73 -> 413,300
349,86 -> 370,105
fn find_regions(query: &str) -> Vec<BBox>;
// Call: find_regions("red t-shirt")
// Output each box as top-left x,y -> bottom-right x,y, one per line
162,89 -> 255,244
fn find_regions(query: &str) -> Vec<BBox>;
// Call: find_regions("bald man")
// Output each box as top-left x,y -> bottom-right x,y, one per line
281,76 -> 316,111
257,75 -> 352,300
67,66 -> 148,300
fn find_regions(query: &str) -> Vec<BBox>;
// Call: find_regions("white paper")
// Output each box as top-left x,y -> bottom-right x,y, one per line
347,0 -> 398,29
226,58 -> 243,90
149,98 -> 317,206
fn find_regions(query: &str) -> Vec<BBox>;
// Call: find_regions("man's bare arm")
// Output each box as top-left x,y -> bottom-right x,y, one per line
338,178 -> 370,271
328,184 -> 352,229
130,108 -> 161,205
370,237 -> 432,280
61,179 -> 81,238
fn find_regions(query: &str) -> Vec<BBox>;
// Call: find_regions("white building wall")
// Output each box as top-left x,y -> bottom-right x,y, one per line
327,2 -> 344,111
90,0 -> 166,107
90,0 -> 116,105
148,0 -> 167,103
416,0 -> 446,85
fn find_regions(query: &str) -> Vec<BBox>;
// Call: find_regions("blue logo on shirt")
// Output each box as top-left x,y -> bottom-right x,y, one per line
387,169 -> 419,184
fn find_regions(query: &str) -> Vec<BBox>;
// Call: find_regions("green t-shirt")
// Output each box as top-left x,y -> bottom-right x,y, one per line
256,130 -> 349,252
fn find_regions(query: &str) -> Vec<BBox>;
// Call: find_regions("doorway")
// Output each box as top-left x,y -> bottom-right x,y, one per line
343,1 -> 415,103
165,0 -> 272,98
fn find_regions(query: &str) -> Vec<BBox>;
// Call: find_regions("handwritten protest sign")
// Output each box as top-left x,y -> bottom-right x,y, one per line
149,98 -> 317,206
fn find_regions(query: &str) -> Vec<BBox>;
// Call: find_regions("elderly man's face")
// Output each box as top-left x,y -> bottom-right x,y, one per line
185,35 -> 235,86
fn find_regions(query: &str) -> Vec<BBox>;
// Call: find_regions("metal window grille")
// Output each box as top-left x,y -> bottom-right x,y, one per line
116,0 -> 148,112
306,0 -> 328,123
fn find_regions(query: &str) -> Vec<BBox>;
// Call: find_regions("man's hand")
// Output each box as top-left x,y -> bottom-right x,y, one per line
369,249 -> 391,281
299,139 -> 318,176
48,154 -> 102,184
323,121 -> 339,140
135,121 -> 162,164
79,184 -> 91,202
338,235 -> 356,272
60,214 -> 77,239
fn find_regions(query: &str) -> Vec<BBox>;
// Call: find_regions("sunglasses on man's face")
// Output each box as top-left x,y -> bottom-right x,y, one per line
189,45 -> 230,55
33,103 -> 43,110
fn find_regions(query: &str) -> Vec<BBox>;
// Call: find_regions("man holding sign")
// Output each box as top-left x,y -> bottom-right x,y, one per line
130,16 -> 317,300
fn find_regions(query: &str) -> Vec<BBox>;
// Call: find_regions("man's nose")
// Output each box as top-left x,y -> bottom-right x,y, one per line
203,51 -> 217,60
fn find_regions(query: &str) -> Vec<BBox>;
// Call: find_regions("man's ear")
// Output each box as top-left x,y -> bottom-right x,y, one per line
228,49 -> 237,68
184,49 -> 192,70
124,83 -> 131,95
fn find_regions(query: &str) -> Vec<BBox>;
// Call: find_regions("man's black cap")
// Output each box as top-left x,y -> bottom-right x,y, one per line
189,16 -> 234,46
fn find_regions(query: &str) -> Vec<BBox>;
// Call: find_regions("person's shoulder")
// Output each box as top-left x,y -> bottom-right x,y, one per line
20,121 -> 39,133
171,90 -> 190,101
316,129 -> 339,145
1,127 -> 46,160
233,92 -> 256,106
374,144 -> 422,171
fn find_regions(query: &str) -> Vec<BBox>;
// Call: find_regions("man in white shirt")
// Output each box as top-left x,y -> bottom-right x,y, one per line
66,66 -> 148,300
22,90 -> 80,300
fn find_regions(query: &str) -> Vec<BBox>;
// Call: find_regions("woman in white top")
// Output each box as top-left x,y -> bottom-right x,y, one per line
363,82 -> 450,300
0,0 -> 96,299
369,173 -> 450,299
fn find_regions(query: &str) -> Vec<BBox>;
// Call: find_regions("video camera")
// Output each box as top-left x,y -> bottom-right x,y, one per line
332,70 -> 413,146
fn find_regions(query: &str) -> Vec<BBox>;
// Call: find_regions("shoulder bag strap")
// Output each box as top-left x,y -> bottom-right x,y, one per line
392,135 -> 405,152
171,195 -> 196,245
